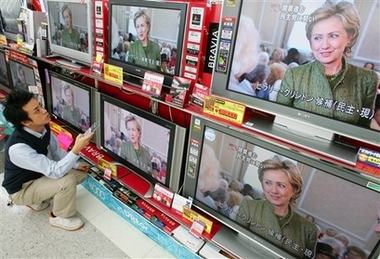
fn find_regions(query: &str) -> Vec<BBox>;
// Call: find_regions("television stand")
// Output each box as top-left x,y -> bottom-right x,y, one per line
242,113 -> 358,165
274,115 -> 335,141
212,226 -> 282,258
55,59 -> 83,69
119,170 -> 154,198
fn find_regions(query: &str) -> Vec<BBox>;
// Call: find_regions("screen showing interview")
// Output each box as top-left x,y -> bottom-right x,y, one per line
225,1 -> 379,131
103,101 -> 170,184
192,126 -> 378,259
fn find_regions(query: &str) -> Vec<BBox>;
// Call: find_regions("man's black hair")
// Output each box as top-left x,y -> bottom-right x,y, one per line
3,90 -> 35,130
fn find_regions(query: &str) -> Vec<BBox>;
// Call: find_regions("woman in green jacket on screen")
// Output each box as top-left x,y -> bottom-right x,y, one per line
120,114 -> 151,174
276,1 -> 377,128
236,156 -> 318,259
127,9 -> 161,71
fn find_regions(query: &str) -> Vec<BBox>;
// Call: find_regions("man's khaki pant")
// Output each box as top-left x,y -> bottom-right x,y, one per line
10,169 -> 87,218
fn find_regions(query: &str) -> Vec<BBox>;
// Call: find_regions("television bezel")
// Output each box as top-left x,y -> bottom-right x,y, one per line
8,58 -> 37,91
0,48 -> 12,91
211,0 -> 379,148
108,0 -> 188,87
46,0 -> 94,66
0,2 -> 23,42
183,115 -> 380,259
99,92 -> 187,192
46,70 -> 93,134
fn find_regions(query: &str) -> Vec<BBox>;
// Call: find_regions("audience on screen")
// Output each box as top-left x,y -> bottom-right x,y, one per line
268,47 -> 288,67
238,63 -> 271,99
283,47 -> 300,65
335,233 -> 350,259
266,63 -> 287,101
160,42 -> 171,60
228,15 -> 260,93
306,214 -> 315,223
315,242 -> 336,259
319,237 -> 344,258
168,48 -> 177,68
258,51 -> 270,65
363,62 -> 375,71
345,246 -> 367,259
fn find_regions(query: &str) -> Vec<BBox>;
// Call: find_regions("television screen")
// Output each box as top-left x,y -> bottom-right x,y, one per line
8,59 -> 36,91
0,48 -> 11,90
183,115 -> 380,259
48,71 -> 91,133
212,0 -> 379,147
0,1 -> 22,42
100,93 -> 186,192
46,0 -> 94,66
108,0 -> 187,87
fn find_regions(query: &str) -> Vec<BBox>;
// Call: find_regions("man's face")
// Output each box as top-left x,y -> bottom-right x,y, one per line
22,98 -> 51,131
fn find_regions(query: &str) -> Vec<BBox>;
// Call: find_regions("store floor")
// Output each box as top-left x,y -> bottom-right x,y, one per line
0,172 -> 176,259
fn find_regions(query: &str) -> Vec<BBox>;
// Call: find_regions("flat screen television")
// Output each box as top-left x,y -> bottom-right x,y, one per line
8,50 -> 45,107
0,1 -> 22,42
108,0 -> 187,87
99,92 -> 187,194
183,115 -> 380,259
0,48 -> 11,91
211,0 -> 379,149
8,58 -> 37,91
47,70 -> 92,133
46,0 -> 94,67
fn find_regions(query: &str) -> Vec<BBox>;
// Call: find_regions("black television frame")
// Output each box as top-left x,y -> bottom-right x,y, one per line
99,92 -> 187,194
8,58 -> 37,92
108,0 -> 188,87
0,2 -> 22,42
0,48 -> 12,91
183,115 -> 380,259
46,70 -> 94,134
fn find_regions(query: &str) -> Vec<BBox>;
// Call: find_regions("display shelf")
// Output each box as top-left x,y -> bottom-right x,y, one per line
82,173 -> 202,259
80,144 -> 238,258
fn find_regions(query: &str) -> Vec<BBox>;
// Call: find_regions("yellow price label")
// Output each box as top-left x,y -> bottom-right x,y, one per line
97,157 -> 117,177
203,95 -> 246,125
182,206 -> 213,234
49,121 -> 72,137
104,63 -> 123,85
0,34 -> 7,45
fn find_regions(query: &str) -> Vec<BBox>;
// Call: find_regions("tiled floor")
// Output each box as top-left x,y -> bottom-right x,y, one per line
0,173 -> 176,259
